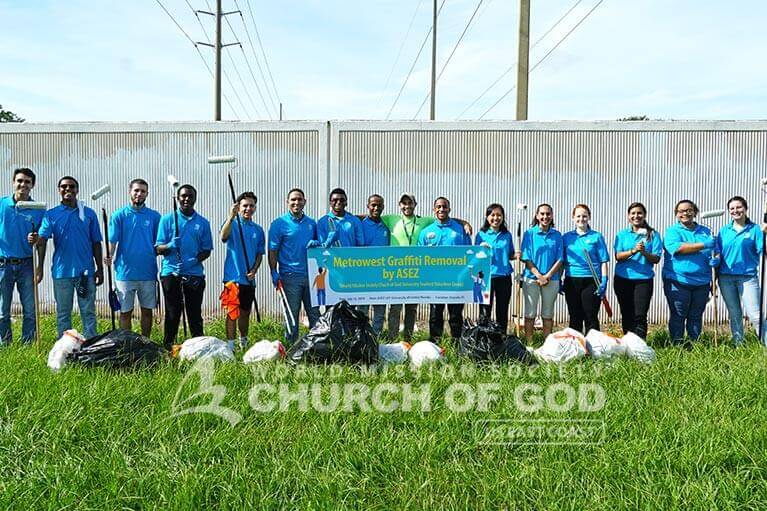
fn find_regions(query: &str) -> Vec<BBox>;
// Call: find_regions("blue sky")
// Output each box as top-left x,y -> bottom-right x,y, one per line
2,0 -> 766,122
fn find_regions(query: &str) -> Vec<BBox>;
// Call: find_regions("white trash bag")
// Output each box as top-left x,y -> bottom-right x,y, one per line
243,340 -> 286,364
378,341 -> 412,364
47,329 -> 86,372
585,329 -> 627,360
621,332 -> 656,364
534,328 -> 589,364
178,336 -> 235,362
408,341 -> 445,368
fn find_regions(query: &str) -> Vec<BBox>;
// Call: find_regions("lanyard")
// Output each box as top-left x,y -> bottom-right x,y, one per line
402,215 -> 419,245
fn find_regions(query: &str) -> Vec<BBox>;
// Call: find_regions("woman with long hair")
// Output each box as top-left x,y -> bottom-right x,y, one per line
716,196 -> 766,346
562,204 -> 610,334
474,203 -> 514,332
613,202 -> 662,339
520,203 -> 563,339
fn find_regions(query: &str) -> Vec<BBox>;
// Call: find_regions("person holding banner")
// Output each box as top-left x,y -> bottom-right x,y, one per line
474,203 -> 514,332
418,197 -> 471,344
520,204 -> 563,340
360,194 -> 390,335
562,204 -> 610,334
268,188 -> 319,344
0,168 -> 44,345
613,202 -> 662,339
221,191 -> 265,350
316,188 -> 364,248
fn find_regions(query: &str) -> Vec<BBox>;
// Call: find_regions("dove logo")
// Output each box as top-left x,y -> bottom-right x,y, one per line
170,358 -> 242,427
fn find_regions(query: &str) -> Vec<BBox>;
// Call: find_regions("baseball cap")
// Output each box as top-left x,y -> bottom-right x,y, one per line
399,193 -> 417,204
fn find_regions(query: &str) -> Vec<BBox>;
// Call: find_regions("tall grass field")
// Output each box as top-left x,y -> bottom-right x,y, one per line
1,314 -> 766,510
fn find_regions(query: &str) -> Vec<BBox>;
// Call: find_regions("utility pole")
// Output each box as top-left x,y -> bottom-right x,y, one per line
515,0 -> 530,120
430,0 -> 437,120
196,0 -> 240,121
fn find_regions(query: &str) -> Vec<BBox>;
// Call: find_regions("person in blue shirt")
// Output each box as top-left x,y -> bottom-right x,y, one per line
316,188 -> 364,248
360,194 -> 390,336
521,203 -> 563,340
155,184 -> 213,349
613,202 -> 662,339
716,196 -> 766,346
104,179 -> 161,338
36,176 -> 104,339
220,191 -> 265,350
562,204 -> 610,334
662,199 -> 717,347
268,188 -> 319,344
474,203 -> 514,333
0,168 -> 44,345
418,197 -> 471,344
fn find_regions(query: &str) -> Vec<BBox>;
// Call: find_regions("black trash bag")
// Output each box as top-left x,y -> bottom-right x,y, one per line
459,319 -> 535,365
287,301 -> 378,365
69,329 -> 167,369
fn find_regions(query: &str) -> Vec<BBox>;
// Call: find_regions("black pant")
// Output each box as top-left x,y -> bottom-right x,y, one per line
161,275 -> 205,348
429,303 -> 464,343
564,276 -> 601,334
613,275 -> 653,339
479,275 -> 512,332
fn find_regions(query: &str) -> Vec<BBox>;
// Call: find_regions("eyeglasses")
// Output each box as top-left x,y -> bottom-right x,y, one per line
330,198 -> 347,203
59,184 -> 77,190
676,208 -> 695,214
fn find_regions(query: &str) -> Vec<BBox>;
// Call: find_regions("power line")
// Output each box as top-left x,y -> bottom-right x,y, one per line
479,0 -> 603,119
233,0 -> 277,117
243,0 -> 282,105
376,0 -> 425,113
386,0 -> 447,120
457,0 -> 583,119
156,0 -> 238,119
412,0 -> 486,119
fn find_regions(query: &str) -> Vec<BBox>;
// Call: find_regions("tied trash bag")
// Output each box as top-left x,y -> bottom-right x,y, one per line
534,328 -> 589,364
47,329 -> 86,372
178,336 -> 235,362
458,319 -> 535,365
621,332 -> 656,364
243,340 -> 286,364
408,341 -> 446,368
585,329 -> 627,360
70,329 -> 166,369
287,300 -> 378,365
378,342 -> 412,364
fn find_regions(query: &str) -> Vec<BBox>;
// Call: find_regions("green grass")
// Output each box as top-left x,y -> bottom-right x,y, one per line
1,315 -> 766,510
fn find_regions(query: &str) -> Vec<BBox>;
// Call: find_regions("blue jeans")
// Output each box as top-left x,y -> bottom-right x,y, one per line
281,273 -> 320,344
363,304 -> 387,337
53,277 -> 97,339
317,289 -> 326,306
718,273 -> 765,345
0,258 -> 36,344
663,278 -> 709,344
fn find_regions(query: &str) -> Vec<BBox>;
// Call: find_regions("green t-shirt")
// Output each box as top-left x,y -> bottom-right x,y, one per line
381,214 -> 435,246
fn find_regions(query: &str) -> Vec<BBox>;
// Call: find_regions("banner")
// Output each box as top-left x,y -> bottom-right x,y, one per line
307,245 -> 493,306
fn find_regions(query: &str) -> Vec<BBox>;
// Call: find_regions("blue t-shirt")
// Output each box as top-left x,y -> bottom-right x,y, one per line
562,229 -> 610,279
109,205 -> 161,281
38,203 -> 102,279
474,229 -> 514,277
417,218 -> 471,246
361,217 -> 390,247
222,217 -> 266,284
521,225 -> 563,281
268,213 -> 317,276
156,211 -> 213,277
662,221 -> 714,286
717,220 -> 763,277
0,195 -> 45,258
317,212 -> 364,247
613,227 -> 663,280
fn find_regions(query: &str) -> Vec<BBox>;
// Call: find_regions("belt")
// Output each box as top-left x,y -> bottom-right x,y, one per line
0,257 -> 32,265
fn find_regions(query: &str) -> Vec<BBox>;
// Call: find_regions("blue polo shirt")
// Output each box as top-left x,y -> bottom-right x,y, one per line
662,221 -> 713,286
562,229 -> 610,279
156,211 -> 213,277
222,217 -> 266,284
0,195 -> 45,258
474,229 -> 514,277
109,205 -> 161,281
717,220 -> 763,277
417,218 -> 470,246
613,227 -> 663,280
361,217 -> 390,247
268,212 -> 317,276
317,212 -> 364,247
521,225 -> 563,281
38,203 -> 102,279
